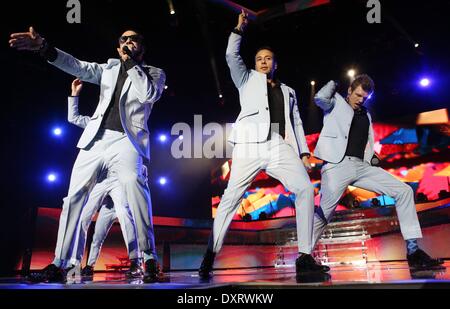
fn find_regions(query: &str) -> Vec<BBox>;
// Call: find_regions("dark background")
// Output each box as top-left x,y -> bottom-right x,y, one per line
0,0 -> 449,273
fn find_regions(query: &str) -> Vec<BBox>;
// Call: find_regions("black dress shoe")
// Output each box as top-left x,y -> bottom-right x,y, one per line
198,250 -> 216,279
28,264 -> 66,283
81,265 -> 94,277
143,259 -> 162,283
407,249 -> 444,269
296,254 -> 330,274
296,271 -> 332,283
126,260 -> 144,278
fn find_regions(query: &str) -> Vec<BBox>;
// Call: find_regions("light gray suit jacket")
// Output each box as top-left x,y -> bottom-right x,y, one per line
225,32 -> 310,156
67,96 -> 148,178
50,49 -> 166,159
314,80 -> 375,164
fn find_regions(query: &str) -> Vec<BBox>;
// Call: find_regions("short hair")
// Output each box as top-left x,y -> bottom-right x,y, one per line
255,46 -> 277,61
350,74 -> 375,93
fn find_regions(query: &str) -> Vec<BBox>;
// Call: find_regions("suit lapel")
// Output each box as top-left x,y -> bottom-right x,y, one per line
101,63 -> 121,114
280,85 -> 291,119
280,84 -> 295,142
367,112 -> 374,146
120,78 -> 132,101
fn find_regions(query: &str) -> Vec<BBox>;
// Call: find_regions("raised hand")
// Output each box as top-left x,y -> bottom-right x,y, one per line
9,26 -> 44,51
236,9 -> 249,32
71,79 -> 83,96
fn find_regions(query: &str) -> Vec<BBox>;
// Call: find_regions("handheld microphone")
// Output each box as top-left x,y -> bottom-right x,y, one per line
123,45 -> 133,57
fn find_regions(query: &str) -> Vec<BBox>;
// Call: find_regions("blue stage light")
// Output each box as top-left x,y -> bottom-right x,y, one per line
52,127 -> 63,136
159,134 -> 167,143
158,177 -> 167,185
47,173 -> 57,183
419,78 -> 430,87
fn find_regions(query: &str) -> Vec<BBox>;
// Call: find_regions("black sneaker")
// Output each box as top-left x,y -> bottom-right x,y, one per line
28,264 -> 66,283
296,254 -> 330,274
198,250 -> 216,279
407,249 -> 444,270
143,259 -> 162,283
126,260 -> 144,278
81,265 -> 94,277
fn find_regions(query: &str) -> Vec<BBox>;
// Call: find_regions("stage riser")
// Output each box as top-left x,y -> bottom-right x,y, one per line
23,205 -> 450,271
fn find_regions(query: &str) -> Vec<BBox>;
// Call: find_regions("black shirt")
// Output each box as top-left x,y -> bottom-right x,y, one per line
101,59 -> 136,132
267,81 -> 285,139
344,107 -> 370,159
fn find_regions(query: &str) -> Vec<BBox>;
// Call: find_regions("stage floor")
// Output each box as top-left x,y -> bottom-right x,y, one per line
2,261 -> 449,289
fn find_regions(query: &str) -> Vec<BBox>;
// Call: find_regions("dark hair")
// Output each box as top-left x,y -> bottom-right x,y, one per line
255,46 -> 277,61
351,74 -> 375,93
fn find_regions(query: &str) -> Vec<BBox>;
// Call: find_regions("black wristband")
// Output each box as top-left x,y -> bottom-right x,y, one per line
300,153 -> 311,159
232,28 -> 243,36
39,39 -> 58,62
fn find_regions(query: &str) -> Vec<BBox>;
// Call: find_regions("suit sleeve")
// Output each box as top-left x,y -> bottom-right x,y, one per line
67,96 -> 91,129
124,60 -> 166,104
292,91 -> 311,156
225,32 -> 250,89
314,80 -> 337,112
49,48 -> 106,85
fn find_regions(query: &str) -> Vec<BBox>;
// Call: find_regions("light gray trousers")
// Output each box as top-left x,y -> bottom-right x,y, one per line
208,133 -> 315,254
68,174 -> 140,266
312,156 -> 423,249
54,129 -> 156,262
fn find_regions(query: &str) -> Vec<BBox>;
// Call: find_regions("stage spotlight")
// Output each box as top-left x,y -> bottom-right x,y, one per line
47,173 -> 57,183
414,43 -> 419,48
159,134 -> 168,143
219,94 -> 223,98
347,69 -> 356,79
419,78 -> 430,87
158,177 -> 167,185
168,0 -> 176,16
52,127 -> 63,136
164,85 -> 168,90
310,81 -> 316,86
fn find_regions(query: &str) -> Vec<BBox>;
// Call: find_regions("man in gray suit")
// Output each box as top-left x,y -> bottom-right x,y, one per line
67,79 -> 143,278
313,75 -> 443,269
10,27 -> 165,282
198,10 -> 330,278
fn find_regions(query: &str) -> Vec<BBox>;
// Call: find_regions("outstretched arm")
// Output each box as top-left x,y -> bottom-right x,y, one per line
10,27 -> 105,85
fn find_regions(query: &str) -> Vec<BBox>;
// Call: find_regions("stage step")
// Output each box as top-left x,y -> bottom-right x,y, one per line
273,221 -> 370,267
314,223 -> 369,266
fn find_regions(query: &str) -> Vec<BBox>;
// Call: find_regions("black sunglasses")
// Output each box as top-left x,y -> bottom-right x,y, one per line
119,35 -> 143,44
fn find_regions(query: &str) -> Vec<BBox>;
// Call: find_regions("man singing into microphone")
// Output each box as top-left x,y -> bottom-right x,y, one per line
9,28 -> 165,282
